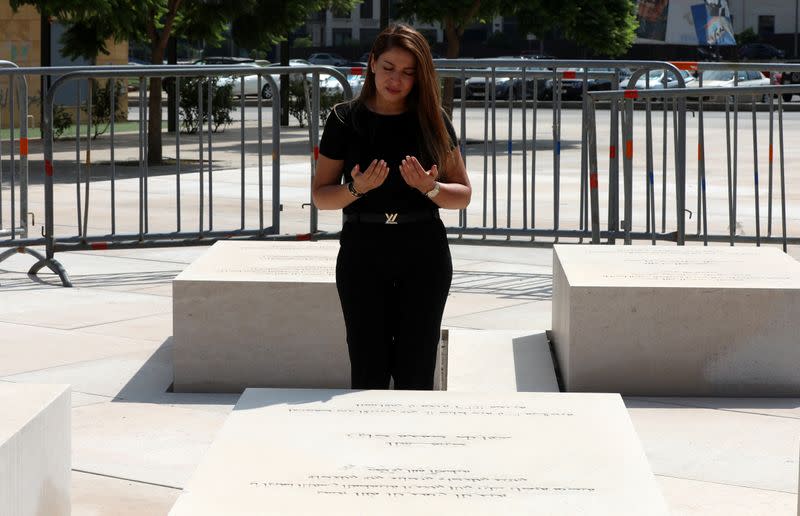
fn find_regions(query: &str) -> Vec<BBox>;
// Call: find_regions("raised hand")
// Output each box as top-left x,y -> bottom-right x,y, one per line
399,155 -> 438,194
351,159 -> 389,194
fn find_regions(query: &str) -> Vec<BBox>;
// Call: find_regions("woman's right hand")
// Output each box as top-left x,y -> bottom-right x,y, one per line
351,159 -> 389,194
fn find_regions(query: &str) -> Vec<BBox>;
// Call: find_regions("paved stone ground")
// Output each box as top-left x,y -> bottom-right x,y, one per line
1,106 -> 799,514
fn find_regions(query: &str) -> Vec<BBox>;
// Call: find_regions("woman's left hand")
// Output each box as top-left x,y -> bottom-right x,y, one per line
399,155 -> 438,194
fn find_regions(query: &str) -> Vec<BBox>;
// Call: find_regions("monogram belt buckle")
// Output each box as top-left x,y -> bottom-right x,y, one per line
385,213 -> 398,224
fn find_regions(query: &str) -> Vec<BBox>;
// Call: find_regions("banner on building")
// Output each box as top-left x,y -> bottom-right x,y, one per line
635,0 -> 736,45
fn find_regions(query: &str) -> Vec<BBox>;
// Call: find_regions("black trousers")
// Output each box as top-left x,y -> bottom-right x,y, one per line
336,219 -> 452,390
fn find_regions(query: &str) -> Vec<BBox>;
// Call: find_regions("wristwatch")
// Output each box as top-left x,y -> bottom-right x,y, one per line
347,181 -> 364,198
425,181 -> 441,199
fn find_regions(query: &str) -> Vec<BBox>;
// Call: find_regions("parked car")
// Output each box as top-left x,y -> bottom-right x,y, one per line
620,69 -> 696,89
308,53 -> 348,66
320,70 -> 365,98
464,59 -> 549,100
541,68 -> 625,101
208,61 -> 270,97
778,68 -> 800,101
738,43 -> 785,61
698,69 -> 771,102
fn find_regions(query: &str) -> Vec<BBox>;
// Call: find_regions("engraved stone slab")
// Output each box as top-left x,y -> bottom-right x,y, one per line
0,383 -> 71,516
173,241 -> 349,392
551,245 -> 800,395
170,388 -> 668,515
446,330 -> 559,392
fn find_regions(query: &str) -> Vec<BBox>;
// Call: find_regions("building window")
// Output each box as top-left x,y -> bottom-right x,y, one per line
333,8 -> 350,19
758,15 -> 775,37
360,1 -> 373,19
360,28 -> 380,43
333,28 -> 352,46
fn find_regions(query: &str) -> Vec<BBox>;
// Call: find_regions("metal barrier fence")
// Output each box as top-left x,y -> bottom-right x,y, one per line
586,82 -> 800,250
0,64 -> 351,286
0,60 -> 29,239
306,59 -> 686,244
2,59 -> 800,287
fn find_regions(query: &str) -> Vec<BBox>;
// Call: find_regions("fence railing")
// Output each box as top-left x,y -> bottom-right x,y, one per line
586,83 -> 800,250
1,59 -> 799,287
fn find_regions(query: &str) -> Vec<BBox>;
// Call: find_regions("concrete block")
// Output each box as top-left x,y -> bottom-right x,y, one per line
551,245 -> 800,395
171,388 -> 668,515
0,383 -> 71,516
446,329 -> 559,392
172,241 -> 349,392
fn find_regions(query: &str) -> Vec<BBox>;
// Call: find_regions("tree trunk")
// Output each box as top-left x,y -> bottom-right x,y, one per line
280,39 -> 290,127
146,7 -> 178,165
148,76 -> 163,164
441,21 -> 461,117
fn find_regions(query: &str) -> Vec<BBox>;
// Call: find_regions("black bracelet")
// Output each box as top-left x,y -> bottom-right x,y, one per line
347,182 -> 364,198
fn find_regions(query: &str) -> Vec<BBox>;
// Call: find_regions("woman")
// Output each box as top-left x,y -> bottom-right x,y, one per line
311,24 -> 471,390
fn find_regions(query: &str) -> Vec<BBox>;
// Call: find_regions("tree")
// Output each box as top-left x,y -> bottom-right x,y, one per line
396,0 -> 637,58
511,0 -> 638,58
13,0 -> 359,163
396,0 -> 638,110
12,0 -> 240,164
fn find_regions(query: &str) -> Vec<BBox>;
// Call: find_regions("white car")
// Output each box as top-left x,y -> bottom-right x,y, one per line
211,62 -> 272,98
620,69 -> 696,89
214,59 -> 320,99
319,70 -> 365,98
699,69 -> 772,102
308,53 -> 348,66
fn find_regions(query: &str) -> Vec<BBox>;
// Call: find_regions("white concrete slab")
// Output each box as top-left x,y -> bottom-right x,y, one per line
72,401 -> 229,488
171,388 -> 668,515
72,470 -> 181,516
625,398 -> 800,493
552,245 -> 800,395
444,300 -> 552,330
0,288 -> 171,330
2,344 -> 173,401
0,383 -> 71,516
656,476 -> 796,516
0,322 -> 161,376
172,241 -> 350,392
446,330 -> 559,392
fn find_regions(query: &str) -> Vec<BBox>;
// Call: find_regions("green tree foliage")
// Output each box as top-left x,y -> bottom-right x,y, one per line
396,0 -> 638,58
511,0 -> 638,58
12,0 -> 359,162
229,0 -> 358,51
178,77 -> 235,134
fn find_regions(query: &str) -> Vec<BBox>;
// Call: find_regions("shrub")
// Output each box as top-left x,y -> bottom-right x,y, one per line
287,79 -> 344,127
179,77 -> 234,134
53,105 -> 73,139
88,79 -> 126,139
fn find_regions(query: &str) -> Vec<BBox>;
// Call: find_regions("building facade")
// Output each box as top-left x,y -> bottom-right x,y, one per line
306,1 -> 506,48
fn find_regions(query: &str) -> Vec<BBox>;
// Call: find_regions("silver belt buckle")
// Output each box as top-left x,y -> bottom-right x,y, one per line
385,213 -> 398,224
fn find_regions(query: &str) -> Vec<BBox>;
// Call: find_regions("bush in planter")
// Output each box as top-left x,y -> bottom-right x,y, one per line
179,77 -> 234,134
287,79 -> 344,127
89,79 -> 126,139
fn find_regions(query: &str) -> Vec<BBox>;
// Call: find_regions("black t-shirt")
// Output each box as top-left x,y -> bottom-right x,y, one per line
318,101 -> 458,214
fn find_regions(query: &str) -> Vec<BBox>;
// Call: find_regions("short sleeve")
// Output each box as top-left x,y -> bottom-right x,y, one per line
442,111 -> 458,149
319,104 -> 349,160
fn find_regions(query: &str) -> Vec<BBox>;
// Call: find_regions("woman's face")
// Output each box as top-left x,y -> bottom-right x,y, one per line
371,46 -> 417,108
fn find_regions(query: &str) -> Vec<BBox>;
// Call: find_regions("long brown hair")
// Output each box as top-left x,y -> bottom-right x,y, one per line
358,24 -> 453,179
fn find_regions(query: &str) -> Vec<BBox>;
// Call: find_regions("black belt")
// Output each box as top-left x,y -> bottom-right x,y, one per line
344,209 -> 440,225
